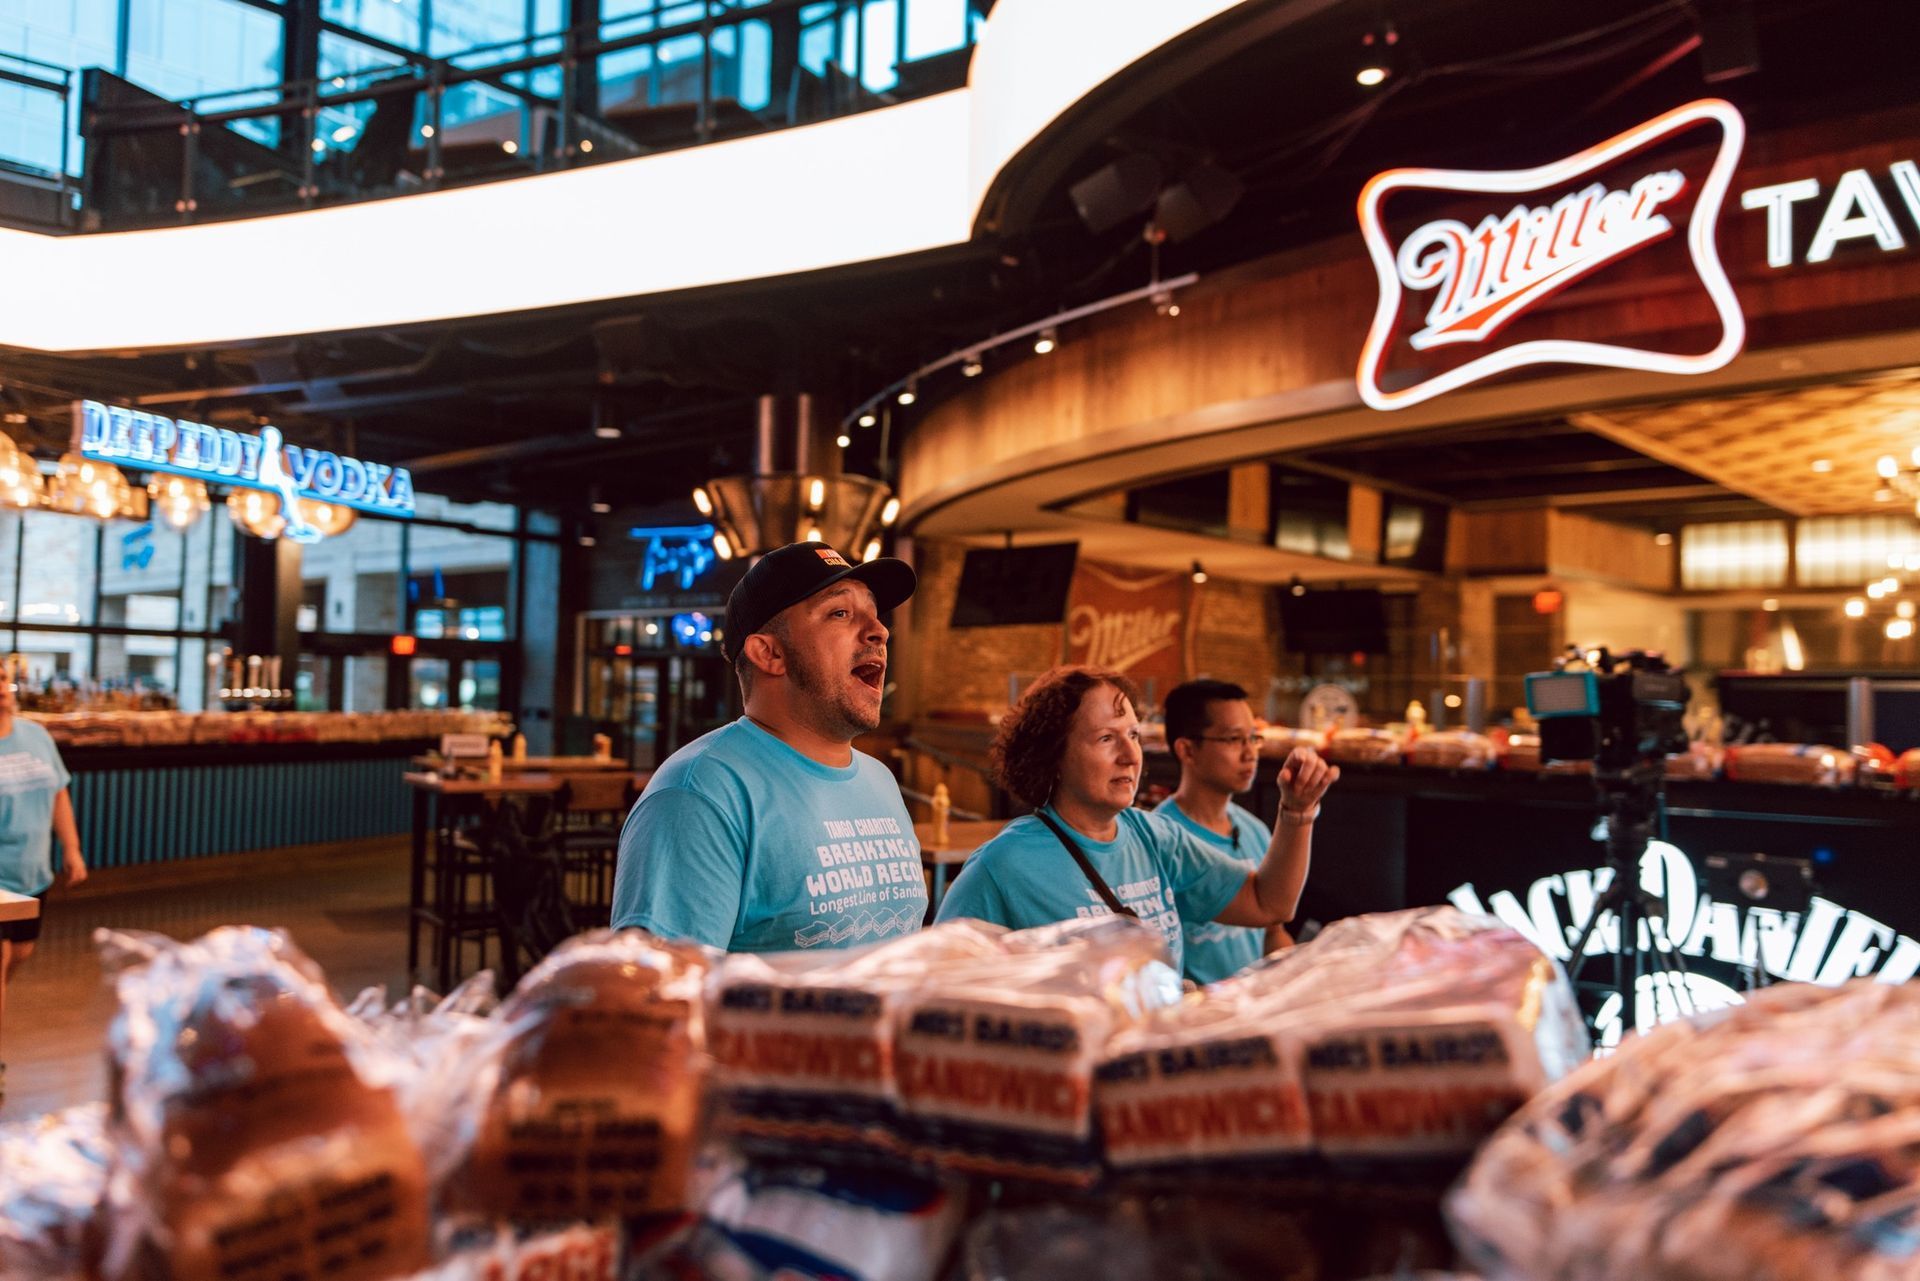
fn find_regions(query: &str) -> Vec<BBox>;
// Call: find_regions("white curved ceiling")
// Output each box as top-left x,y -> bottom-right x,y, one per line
0,0 -> 1247,354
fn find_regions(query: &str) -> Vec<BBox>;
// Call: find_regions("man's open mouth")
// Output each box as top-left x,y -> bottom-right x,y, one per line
853,661 -> 886,691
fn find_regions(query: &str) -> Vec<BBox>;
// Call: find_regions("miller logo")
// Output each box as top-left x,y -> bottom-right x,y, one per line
1357,99 -> 1748,411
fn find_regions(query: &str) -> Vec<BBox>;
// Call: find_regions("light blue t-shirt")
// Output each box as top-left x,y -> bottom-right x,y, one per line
933,806 -> 1248,974
1155,798 -> 1272,985
0,719 -> 71,896
612,718 -> 926,952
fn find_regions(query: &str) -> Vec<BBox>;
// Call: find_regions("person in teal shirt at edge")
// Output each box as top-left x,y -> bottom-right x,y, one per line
0,664 -> 89,1106
935,666 -> 1337,976
612,541 -> 926,952
1155,678 -> 1296,985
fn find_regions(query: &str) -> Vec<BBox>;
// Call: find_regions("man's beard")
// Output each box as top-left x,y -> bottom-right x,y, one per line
788,646 -> 881,738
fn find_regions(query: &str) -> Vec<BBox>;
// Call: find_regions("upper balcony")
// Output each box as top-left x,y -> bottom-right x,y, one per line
4,0 -> 989,233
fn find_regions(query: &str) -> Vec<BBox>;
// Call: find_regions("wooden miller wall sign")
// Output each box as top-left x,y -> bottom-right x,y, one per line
1061,559 -> 1195,694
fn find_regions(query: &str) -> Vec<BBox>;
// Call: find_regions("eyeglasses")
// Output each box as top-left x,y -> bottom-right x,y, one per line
1193,733 -> 1262,749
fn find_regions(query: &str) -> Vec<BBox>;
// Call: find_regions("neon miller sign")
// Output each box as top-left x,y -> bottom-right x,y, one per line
77,399 -> 415,518
1357,99 -> 1748,411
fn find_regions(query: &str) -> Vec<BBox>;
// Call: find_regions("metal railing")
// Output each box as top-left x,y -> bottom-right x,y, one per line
0,50 -> 78,228
77,0 -> 983,229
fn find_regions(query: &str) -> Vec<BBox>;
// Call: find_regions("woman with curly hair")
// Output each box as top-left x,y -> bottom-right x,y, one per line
934,665 -> 1336,974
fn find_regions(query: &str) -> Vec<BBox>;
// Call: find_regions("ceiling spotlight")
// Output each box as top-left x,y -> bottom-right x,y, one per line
1654,532 -> 1674,547
1034,327 -> 1058,355
310,138 -> 327,153
880,496 -> 901,527
1867,581 -> 1888,600
594,425 -> 621,439
803,524 -> 822,543
419,124 -> 435,139
835,432 -> 852,449
590,500 -> 611,515
1899,600 -> 1918,620
897,381 -> 917,406
1288,576 -> 1307,598
1845,597 -> 1868,618
1357,21 -> 1399,86
807,476 -> 826,511
863,538 -> 883,563
579,138 -> 593,153
961,354 -> 984,377
858,411 -> 877,428
1879,455 -> 1901,478
712,530 -> 733,560
1152,290 -> 1181,318
501,139 -> 519,155
1889,619 -> 1916,641
692,485 -> 713,516
1190,560 -> 1208,585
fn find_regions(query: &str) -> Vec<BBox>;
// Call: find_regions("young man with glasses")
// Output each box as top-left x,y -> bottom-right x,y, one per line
1156,679 -> 1323,983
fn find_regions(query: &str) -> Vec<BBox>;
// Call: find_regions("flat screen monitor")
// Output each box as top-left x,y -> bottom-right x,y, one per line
950,543 -> 1079,628
1279,587 -> 1389,654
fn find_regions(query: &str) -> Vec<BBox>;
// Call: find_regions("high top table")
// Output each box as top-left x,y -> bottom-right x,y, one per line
0,889 -> 37,924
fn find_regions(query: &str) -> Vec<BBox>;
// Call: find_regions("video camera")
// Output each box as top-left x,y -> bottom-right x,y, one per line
1524,648 -> 1690,773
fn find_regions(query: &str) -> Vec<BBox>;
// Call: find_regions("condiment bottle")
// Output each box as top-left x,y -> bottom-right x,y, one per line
511,732 -> 527,762
931,782 -> 951,847
486,740 -> 504,783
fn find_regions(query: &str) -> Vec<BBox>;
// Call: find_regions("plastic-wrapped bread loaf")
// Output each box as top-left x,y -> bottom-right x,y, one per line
434,930 -> 712,1224
705,920 -> 1009,1165
1405,731 -> 1496,771
0,1104 -> 110,1281
1450,980 -> 1920,1281
1724,742 -> 1856,786
891,917 -> 1180,1185
97,926 -> 432,1281
1323,728 -> 1406,766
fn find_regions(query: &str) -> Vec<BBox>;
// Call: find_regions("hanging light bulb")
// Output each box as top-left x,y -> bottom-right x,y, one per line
712,529 -> 734,561
1033,327 -> 1058,355
296,498 -> 355,538
147,474 -> 211,531
863,538 -> 882,563
692,485 -> 713,516
803,524 -> 823,543
48,453 -> 134,519
880,496 -> 901,527
807,476 -> 826,511
227,488 -> 287,540
1845,597 -> 1868,618
0,433 -> 44,510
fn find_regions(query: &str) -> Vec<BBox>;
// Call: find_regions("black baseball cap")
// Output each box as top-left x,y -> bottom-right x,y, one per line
723,541 -> 916,662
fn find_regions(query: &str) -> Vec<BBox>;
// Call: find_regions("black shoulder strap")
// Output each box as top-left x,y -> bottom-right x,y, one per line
1032,808 -> 1139,919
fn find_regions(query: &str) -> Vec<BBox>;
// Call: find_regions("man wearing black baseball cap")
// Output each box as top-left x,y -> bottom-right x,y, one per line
612,541 -> 925,951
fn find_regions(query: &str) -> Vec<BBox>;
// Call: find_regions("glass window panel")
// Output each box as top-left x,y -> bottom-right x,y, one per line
410,493 -> 518,532
0,510 -> 18,621
19,510 -> 97,626
460,657 -> 501,710
99,517 -> 185,626
407,514 -> 514,637
178,637 -> 209,711
410,655 -> 452,708
323,0 -> 426,52
1680,520 -> 1790,591
343,653 -> 388,711
125,0 -> 283,107
902,0 -> 967,60
15,630 -> 92,684
736,20 -> 771,110
0,0 -> 119,173
181,512 -> 215,631
840,1 -> 898,92
296,513 -> 404,633
1795,515 -> 1920,587
295,652 -> 331,710
94,630 -> 178,697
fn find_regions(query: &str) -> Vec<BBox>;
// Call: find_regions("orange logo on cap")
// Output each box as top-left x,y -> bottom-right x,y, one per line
815,548 -> 850,568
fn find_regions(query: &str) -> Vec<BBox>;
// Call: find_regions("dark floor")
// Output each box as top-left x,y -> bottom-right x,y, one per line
1,836 -> 415,1122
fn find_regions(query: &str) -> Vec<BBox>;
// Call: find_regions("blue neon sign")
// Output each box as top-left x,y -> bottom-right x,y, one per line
77,400 -> 416,522
631,524 -> 718,591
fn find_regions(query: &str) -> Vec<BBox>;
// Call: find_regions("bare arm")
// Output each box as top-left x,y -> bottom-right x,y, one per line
1213,747 -> 1338,927
52,788 -> 86,888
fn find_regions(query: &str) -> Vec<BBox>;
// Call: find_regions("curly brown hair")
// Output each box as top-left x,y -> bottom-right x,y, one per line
991,666 -> 1141,809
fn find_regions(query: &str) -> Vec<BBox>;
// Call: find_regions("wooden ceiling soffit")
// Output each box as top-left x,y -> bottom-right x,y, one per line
1569,368 -> 1920,518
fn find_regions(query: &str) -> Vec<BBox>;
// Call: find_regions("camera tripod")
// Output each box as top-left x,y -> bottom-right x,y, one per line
1563,758 -> 1697,1041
